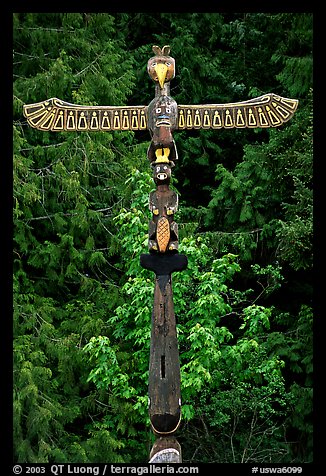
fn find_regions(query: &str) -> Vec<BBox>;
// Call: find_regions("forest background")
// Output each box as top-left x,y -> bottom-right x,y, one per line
13,12 -> 313,464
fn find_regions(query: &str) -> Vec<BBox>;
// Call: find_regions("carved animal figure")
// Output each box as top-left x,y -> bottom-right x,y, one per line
148,163 -> 179,253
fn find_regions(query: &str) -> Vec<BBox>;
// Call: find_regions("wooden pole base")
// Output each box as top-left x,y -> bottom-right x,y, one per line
149,437 -> 182,463
140,253 -> 187,462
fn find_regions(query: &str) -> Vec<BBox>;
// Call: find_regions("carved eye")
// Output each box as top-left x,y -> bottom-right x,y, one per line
156,108 -> 161,113
165,62 -> 171,66
163,166 -> 168,170
152,62 -> 157,67
166,107 -> 171,113
156,166 -> 160,172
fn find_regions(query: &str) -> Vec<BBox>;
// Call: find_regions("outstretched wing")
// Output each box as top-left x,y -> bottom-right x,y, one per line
23,97 -> 148,131
177,94 -> 298,130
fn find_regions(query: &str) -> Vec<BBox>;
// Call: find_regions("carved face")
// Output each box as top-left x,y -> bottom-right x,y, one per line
148,96 -> 178,133
147,56 -> 175,88
153,163 -> 171,185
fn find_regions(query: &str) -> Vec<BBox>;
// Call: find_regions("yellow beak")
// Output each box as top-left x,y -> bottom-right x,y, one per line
155,148 -> 170,163
154,63 -> 168,88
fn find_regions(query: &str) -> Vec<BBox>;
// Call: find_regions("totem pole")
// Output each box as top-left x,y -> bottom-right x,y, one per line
23,45 -> 298,463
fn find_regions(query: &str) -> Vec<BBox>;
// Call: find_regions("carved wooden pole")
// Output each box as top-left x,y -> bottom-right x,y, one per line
140,46 -> 186,461
140,254 -> 187,463
23,43 -> 298,464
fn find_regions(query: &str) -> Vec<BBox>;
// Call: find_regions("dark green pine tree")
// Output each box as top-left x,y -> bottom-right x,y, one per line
13,12 -> 150,463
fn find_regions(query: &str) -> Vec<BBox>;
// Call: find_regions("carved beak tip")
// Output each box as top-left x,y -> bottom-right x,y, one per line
154,64 -> 168,89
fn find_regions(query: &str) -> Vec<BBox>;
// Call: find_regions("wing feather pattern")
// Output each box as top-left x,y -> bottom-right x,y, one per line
23,94 -> 298,133
177,94 -> 298,130
23,98 -> 148,131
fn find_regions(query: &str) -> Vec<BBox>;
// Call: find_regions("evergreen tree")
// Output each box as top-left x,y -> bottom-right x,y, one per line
13,12 -> 148,462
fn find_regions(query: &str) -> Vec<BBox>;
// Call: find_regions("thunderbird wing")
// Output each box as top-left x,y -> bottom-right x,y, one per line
23,97 -> 148,132
177,94 -> 298,130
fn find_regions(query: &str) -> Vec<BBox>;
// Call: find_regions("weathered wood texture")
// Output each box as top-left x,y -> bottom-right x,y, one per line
149,274 -> 181,435
140,253 -> 187,436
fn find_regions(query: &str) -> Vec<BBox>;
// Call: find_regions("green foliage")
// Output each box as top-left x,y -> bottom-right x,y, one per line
81,169 -> 312,463
205,88 -> 312,270
271,14 -> 313,97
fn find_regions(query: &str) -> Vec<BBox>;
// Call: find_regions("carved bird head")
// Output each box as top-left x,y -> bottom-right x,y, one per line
147,45 -> 175,89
